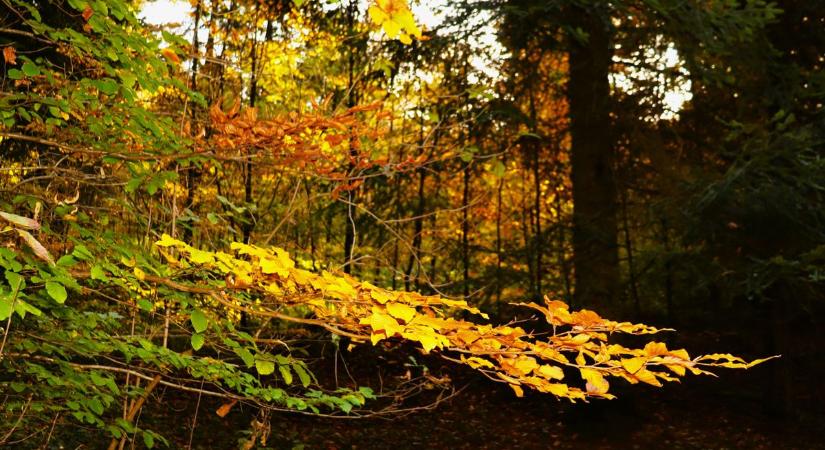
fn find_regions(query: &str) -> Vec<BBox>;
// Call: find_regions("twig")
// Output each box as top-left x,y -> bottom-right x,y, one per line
0,394 -> 32,445
107,375 -> 161,450
0,280 -> 23,362
186,381 -> 205,450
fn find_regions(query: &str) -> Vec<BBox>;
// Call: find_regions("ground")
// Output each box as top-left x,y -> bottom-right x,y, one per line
153,328 -> 823,450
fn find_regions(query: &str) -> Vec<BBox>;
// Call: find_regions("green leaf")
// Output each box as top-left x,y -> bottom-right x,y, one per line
90,371 -> 108,387
190,309 -> 208,333
56,254 -> 77,267
0,295 -> 13,321
87,398 -> 104,415
5,271 -> 24,290
7,69 -> 22,80
142,431 -> 155,449
72,244 -> 94,261
358,386 -> 376,399
45,281 -> 67,303
119,70 -> 136,88
255,359 -> 275,375
137,298 -> 153,311
94,78 -> 119,95
190,333 -> 204,351
125,176 -> 144,193
21,61 -> 40,77
293,363 -> 311,387
235,348 -> 255,367
278,364 -> 293,385
90,264 -> 108,281
492,160 -> 506,178
14,300 -> 42,318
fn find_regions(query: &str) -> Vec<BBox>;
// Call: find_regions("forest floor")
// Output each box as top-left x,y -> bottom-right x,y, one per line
259,368 -> 820,450
155,326 -> 824,450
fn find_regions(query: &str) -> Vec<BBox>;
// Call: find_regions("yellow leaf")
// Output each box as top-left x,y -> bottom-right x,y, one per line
462,356 -> 495,369
386,302 -> 416,323
370,289 -> 393,304
274,248 -> 295,269
746,355 -> 780,368
537,365 -> 564,380
537,346 -> 569,364
644,341 -> 669,356
367,5 -> 388,25
265,283 -> 282,296
368,0 -> 420,44
156,234 -> 184,248
513,356 -> 539,375
189,248 -> 215,265
455,330 -> 479,345
382,20 -> 402,39
291,268 -> 312,285
402,325 -> 449,353
395,10 -> 421,37
621,357 -> 646,374
669,348 -> 690,360
568,334 -> 591,345
544,383 -> 569,397
133,267 -> 146,281
360,308 -> 405,338
634,368 -> 663,387
664,364 -> 686,376
580,368 -> 609,394
259,257 -> 288,276
370,331 -> 385,345
509,384 -> 524,397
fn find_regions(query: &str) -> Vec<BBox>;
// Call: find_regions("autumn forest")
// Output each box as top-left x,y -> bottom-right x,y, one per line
1,0 -> 823,448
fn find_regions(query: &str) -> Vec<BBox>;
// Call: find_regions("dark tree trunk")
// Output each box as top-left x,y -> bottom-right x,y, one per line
462,164 -> 471,298
342,0 -> 358,274
568,5 -> 619,312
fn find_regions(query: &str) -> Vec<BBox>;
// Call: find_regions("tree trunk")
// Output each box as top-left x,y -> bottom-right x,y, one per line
568,5 -> 619,312
462,163 -> 471,298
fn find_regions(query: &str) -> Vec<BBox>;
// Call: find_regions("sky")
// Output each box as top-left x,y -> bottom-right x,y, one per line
139,0 -> 690,117
140,0 -> 189,27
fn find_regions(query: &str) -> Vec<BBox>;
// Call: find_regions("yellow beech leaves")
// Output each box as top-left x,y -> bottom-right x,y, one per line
368,0 -> 422,44
153,235 -> 776,402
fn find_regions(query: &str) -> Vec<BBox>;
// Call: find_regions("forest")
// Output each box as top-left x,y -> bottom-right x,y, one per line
0,0 -> 823,448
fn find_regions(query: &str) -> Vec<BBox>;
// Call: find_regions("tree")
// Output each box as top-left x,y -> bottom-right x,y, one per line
0,0 -> 775,446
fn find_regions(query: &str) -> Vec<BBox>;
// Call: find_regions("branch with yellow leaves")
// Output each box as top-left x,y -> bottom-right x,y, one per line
108,235 -> 778,402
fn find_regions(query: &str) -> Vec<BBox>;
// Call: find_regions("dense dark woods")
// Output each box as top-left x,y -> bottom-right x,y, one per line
1,0 -> 823,448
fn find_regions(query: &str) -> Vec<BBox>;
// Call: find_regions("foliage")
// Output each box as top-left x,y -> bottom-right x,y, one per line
0,0 -> 789,447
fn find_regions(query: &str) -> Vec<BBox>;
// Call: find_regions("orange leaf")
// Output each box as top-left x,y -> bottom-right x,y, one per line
161,48 -> 181,65
3,46 -> 16,65
216,399 -> 237,417
644,341 -> 669,356
82,5 -> 93,22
